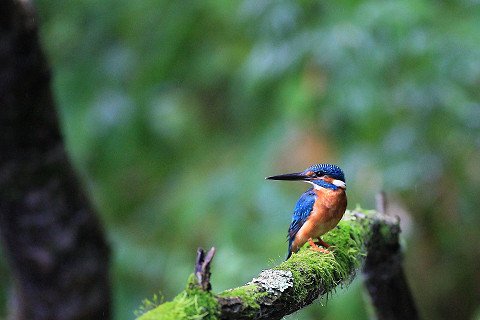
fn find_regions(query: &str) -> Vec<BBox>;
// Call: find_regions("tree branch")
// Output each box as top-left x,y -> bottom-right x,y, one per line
136,209 -> 417,320
195,247 -> 216,291
0,1 -> 111,319
364,193 -> 419,320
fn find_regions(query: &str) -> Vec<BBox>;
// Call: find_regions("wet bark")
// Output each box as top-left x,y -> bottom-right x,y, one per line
363,194 -> 419,320
0,1 -> 111,319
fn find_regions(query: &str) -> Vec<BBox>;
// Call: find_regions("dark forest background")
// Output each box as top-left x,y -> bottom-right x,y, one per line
1,1 -> 480,319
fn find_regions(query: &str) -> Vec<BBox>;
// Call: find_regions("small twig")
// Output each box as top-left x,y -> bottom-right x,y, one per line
375,191 -> 387,215
195,247 -> 216,291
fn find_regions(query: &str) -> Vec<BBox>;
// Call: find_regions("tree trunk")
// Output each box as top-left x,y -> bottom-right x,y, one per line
0,1 -> 111,319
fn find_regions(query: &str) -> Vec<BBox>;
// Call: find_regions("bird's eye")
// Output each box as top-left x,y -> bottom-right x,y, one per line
312,172 -> 322,178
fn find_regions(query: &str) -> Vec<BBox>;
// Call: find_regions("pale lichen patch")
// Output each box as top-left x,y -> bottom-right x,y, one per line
250,269 -> 293,294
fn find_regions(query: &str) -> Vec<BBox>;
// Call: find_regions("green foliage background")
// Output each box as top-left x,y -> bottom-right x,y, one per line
3,0 -> 480,319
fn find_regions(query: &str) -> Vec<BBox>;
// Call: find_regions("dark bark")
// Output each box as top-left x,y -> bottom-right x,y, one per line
0,1 -> 111,319
363,194 -> 419,320
216,268 -> 298,320
195,247 -> 216,291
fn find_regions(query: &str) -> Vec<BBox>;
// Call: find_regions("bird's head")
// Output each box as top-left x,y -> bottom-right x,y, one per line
266,163 -> 346,189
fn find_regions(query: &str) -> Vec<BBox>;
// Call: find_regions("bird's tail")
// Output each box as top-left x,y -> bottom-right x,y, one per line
286,238 -> 293,260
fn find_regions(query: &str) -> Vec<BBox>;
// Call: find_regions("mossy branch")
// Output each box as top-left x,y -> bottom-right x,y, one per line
136,209 -> 415,320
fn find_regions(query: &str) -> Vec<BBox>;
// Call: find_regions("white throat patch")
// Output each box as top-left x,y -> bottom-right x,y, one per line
306,181 -> 322,190
305,179 -> 346,190
332,179 -> 346,189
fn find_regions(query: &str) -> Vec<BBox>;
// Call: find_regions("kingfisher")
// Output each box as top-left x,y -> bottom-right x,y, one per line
266,164 -> 347,259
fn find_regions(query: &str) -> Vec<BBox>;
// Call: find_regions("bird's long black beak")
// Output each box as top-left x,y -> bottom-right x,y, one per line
265,172 -> 309,181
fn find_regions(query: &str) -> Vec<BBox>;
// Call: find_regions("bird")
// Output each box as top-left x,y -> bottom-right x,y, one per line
266,164 -> 347,259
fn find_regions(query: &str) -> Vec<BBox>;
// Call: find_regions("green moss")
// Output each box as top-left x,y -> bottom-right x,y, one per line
134,292 -> 164,318
275,210 -> 369,300
136,274 -> 219,320
217,283 -> 268,311
136,296 -> 188,320
183,274 -> 219,319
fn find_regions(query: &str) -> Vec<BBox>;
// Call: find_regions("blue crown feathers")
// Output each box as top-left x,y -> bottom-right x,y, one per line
304,164 -> 345,182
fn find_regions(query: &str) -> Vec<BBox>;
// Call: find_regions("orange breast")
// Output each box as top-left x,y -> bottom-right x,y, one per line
311,187 -> 347,234
291,187 -> 347,252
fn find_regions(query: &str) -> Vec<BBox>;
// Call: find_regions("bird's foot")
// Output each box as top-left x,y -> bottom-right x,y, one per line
314,238 -> 330,249
308,238 -> 331,254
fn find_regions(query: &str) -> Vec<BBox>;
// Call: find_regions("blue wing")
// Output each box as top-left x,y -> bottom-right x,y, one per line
286,188 -> 317,259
